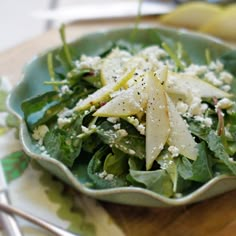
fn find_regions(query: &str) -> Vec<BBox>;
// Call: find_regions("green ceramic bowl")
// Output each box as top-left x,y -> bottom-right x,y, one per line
8,25 -> 236,207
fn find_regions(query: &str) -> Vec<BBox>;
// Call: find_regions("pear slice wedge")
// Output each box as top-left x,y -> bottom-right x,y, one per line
94,78 -> 148,117
75,68 -> 135,111
166,71 -> 232,98
155,65 -> 168,85
167,95 -> 198,161
146,72 -> 170,170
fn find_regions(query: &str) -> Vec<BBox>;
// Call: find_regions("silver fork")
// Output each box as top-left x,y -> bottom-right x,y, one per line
0,202 -> 79,236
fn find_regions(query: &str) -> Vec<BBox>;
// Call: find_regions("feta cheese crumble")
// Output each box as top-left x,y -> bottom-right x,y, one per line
32,125 -> 49,145
168,146 -> 180,157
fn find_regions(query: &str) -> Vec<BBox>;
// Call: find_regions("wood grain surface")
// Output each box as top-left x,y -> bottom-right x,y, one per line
1,18 -> 236,236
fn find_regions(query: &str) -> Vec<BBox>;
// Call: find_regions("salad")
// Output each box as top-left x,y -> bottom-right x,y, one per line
21,26 -> 236,198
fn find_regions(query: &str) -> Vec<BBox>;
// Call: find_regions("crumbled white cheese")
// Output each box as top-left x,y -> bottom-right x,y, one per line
161,159 -> 174,170
205,71 -> 223,87
127,116 -> 139,127
57,117 -> 72,128
75,55 -> 102,70
32,125 -> 49,143
81,125 -> 89,133
200,103 -> 209,113
116,129 -> 128,137
105,173 -> 114,181
90,124 -> 97,129
58,108 -> 74,119
221,85 -> 231,92
60,85 -> 72,95
194,116 -> 213,128
176,101 -> 189,114
113,123 -> 121,130
188,96 -> 202,116
168,146 -> 179,157
203,117 -> 213,128
220,71 -> 233,84
107,117 -> 120,124
111,48 -> 131,58
126,116 -> 146,135
41,150 -> 50,158
137,124 -> 146,135
184,64 -> 207,76
98,170 -> 114,181
138,46 -> 168,60
209,60 -> 223,73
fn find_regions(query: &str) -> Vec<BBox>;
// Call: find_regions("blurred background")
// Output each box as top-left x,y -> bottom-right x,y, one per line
0,0 -> 235,52
0,0 -> 99,52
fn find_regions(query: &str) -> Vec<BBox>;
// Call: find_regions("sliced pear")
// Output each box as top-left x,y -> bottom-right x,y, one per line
167,95 -> 198,161
146,72 -> 170,170
101,49 -> 131,85
94,78 -> 148,117
160,2 -> 222,29
75,68 -> 135,111
199,5 -> 236,41
154,65 -> 168,85
166,71 -> 232,98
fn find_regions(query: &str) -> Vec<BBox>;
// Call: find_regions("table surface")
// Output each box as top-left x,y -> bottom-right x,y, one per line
1,17 -> 236,236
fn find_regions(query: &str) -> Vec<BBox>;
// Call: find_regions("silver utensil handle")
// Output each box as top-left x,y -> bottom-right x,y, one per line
0,192 -> 23,236
0,201 -> 78,236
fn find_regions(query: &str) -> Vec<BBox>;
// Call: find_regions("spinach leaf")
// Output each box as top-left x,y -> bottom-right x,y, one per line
177,157 -> 193,180
206,131 -> 236,175
129,169 -> 173,197
67,68 -> 102,89
228,124 -> 236,142
188,119 -> 211,140
191,142 -> 213,183
42,111 -> 88,167
213,162 -> 235,175
87,146 -> 128,189
228,142 -> 236,156
21,91 -> 63,130
128,156 -> 144,171
82,134 -> 102,153
178,143 -> 215,183
96,120 -> 145,159
43,128 -> 82,167
157,152 -> 178,192
104,148 -> 129,176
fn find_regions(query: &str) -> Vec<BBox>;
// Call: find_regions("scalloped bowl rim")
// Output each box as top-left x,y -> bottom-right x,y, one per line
7,24 -> 236,207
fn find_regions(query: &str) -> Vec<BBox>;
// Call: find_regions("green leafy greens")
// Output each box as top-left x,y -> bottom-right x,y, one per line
21,27 -> 236,198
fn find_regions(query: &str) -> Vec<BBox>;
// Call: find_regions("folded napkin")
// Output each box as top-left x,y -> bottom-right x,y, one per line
0,77 -> 124,236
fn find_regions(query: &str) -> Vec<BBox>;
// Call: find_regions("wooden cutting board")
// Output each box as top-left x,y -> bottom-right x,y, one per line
1,17 -> 236,236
